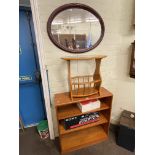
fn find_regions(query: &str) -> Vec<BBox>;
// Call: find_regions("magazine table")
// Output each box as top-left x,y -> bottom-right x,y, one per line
54,87 -> 113,154
62,56 -> 107,101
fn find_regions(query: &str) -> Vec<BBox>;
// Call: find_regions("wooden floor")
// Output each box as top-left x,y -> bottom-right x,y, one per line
19,126 -> 135,155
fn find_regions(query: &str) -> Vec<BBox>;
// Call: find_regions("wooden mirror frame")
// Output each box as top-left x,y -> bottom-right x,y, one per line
47,3 -> 105,53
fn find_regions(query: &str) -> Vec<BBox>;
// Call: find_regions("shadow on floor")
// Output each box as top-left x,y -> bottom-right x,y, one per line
19,127 -> 134,155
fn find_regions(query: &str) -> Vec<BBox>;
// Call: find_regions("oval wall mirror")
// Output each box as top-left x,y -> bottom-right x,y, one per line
47,3 -> 105,53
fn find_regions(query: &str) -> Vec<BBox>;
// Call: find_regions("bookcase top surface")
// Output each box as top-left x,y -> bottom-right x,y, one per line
61,55 -> 107,61
54,87 -> 113,107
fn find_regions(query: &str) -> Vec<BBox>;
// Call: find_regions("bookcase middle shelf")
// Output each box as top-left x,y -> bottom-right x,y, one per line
59,112 -> 108,135
57,102 -> 110,120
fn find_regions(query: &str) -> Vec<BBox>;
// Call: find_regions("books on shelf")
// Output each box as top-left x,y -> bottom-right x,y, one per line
77,99 -> 101,113
64,112 -> 100,130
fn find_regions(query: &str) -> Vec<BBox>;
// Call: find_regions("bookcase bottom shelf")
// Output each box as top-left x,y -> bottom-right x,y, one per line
61,125 -> 108,153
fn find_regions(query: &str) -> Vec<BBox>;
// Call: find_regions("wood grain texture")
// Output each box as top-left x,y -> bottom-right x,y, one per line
62,55 -> 107,60
62,56 -> 106,100
54,87 -> 113,107
59,113 -> 108,135
72,87 -> 98,97
54,87 -> 113,154
57,102 -> 110,120
61,125 -> 108,153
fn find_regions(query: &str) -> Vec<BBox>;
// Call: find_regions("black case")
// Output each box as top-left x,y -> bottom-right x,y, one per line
116,110 -> 135,152
64,112 -> 99,130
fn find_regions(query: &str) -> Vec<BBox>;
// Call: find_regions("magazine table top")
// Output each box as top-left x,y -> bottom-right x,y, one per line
54,87 -> 113,107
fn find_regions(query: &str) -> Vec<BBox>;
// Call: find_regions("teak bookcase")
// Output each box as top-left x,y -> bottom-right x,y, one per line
54,87 -> 113,154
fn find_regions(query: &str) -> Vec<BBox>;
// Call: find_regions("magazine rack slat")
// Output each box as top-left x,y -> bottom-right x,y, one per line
62,56 -> 107,100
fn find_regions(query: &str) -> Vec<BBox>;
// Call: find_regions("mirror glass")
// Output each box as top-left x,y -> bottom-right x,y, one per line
47,4 -> 105,53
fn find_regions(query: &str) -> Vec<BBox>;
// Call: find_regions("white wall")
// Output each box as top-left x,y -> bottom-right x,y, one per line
35,0 -> 135,136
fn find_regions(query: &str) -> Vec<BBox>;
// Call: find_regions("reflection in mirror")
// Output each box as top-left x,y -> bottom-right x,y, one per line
50,8 -> 103,52
47,4 -> 105,53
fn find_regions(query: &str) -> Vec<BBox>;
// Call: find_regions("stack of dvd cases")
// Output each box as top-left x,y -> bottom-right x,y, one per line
64,112 -> 100,130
